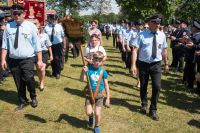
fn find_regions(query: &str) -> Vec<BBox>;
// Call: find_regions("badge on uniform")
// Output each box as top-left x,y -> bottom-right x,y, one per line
24,34 -> 28,39
158,44 -> 161,49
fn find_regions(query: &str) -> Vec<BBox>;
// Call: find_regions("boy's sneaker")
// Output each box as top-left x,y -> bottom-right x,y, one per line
94,127 -> 100,133
87,115 -> 93,128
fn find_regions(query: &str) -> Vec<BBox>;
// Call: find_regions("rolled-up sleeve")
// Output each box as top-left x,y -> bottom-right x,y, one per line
162,34 -> 168,49
2,29 -> 8,50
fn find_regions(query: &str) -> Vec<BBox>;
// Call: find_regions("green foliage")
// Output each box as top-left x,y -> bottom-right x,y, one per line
116,0 -> 200,24
175,0 -> 200,20
116,0 -> 173,22
46,0 -> 94,17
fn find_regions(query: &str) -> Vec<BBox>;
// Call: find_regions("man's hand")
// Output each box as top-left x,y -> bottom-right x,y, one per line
122,47 -> 126,52
130,65 -> 137,77
127,46 -> 131,52
170,36 -> 176,41
186,42 -> 194,49
1,60 -> 7,71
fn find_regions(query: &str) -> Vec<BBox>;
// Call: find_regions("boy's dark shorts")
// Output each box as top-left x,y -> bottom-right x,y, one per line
85,96 -> 104,107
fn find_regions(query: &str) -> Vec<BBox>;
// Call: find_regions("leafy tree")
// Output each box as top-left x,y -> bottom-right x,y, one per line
46,0 -> 94,17
175,0 -> 200,20
115,0 -> 174,23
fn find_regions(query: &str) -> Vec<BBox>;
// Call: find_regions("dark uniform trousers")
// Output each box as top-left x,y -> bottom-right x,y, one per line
113,33 -> 116,47
125,47 -> 133,70
138,60 -> 161,111
183,61 -> 195,88
51,42 -> 63,76
196,57 -> 200,94
8,57 -> 36,104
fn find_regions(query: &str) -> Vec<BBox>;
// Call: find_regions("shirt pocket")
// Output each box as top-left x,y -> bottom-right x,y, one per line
141,38 -> 151,49
21,31 -> 31,40
45,29 -> 52,35
7,31 -> 16,43
156,38 -> 163,49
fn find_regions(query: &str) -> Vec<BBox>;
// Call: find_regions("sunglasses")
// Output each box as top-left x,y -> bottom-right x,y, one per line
13,11 -> 23,16
144,27 -> 149,29
93,57 -> 103,62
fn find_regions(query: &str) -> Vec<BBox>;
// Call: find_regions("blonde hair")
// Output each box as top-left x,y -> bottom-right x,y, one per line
93,51 -> 104,59
91,19 -> 99,25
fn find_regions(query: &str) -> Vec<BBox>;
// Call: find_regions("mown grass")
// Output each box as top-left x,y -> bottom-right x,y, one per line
0,36 -> 200,133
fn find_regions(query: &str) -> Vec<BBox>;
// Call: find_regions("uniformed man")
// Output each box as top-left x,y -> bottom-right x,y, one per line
131,15 -> 169,121
44,14 -> 66,79
1,5 -> 43,110
185,20 -> 200,95
169,20 -> 181,70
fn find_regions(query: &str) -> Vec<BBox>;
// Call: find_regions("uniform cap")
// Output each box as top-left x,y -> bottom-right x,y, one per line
147,14 -> 162,24
180,19 -> 188,25
0,15 -> 5,21
135,19 -> 144,25
193,20 -> 200,30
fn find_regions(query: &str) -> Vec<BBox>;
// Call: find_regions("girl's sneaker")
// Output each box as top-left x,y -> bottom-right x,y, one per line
87,115 -> 93,128
94,127 -> 100,133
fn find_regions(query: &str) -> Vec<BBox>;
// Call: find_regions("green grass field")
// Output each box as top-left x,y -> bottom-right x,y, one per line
0,37 -> 200,133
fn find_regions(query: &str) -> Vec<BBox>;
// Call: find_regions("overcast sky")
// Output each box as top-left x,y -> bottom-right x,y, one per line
79,0 -> 120,16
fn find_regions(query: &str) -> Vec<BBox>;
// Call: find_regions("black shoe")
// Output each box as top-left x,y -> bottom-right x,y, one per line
149,111 -> 159,121
31,98 -> 38,108
15,102 -> 29,111
139,106 -> 147,114
51,72 -> 56,77
56,74 -> 60,79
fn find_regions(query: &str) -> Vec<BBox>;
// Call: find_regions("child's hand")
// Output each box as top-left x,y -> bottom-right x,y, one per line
88,60 -> 94,65
105,97 -> 110,108
83,66 -> 88,72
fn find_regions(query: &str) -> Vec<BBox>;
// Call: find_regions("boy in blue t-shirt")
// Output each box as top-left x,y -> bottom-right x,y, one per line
80,51 -> 110,133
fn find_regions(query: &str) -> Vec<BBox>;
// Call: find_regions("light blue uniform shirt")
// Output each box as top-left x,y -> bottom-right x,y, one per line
44,23 -> 65,45
134,29 -> 167,63
39,32 -> 52,51
119,26 -> 127,41
2,20 -> 41,59
129,29 -> 139,47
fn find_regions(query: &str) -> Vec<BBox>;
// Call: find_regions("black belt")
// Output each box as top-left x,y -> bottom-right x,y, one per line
138,60 -> 161,65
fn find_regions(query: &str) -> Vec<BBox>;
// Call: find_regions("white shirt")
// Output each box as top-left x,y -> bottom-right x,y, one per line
84,44 -> 106,60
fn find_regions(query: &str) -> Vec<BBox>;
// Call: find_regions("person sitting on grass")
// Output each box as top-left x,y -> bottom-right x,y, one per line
84,34 -> 106,65
80,51 -> 110,133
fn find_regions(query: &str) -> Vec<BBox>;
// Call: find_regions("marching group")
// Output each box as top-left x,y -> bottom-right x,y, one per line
0,4 -> 200,133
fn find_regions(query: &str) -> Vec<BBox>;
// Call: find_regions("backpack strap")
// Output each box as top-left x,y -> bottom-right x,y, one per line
93,69 -> 103,99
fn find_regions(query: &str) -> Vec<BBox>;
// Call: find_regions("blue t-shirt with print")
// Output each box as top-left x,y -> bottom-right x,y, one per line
87,66 -> 108,92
